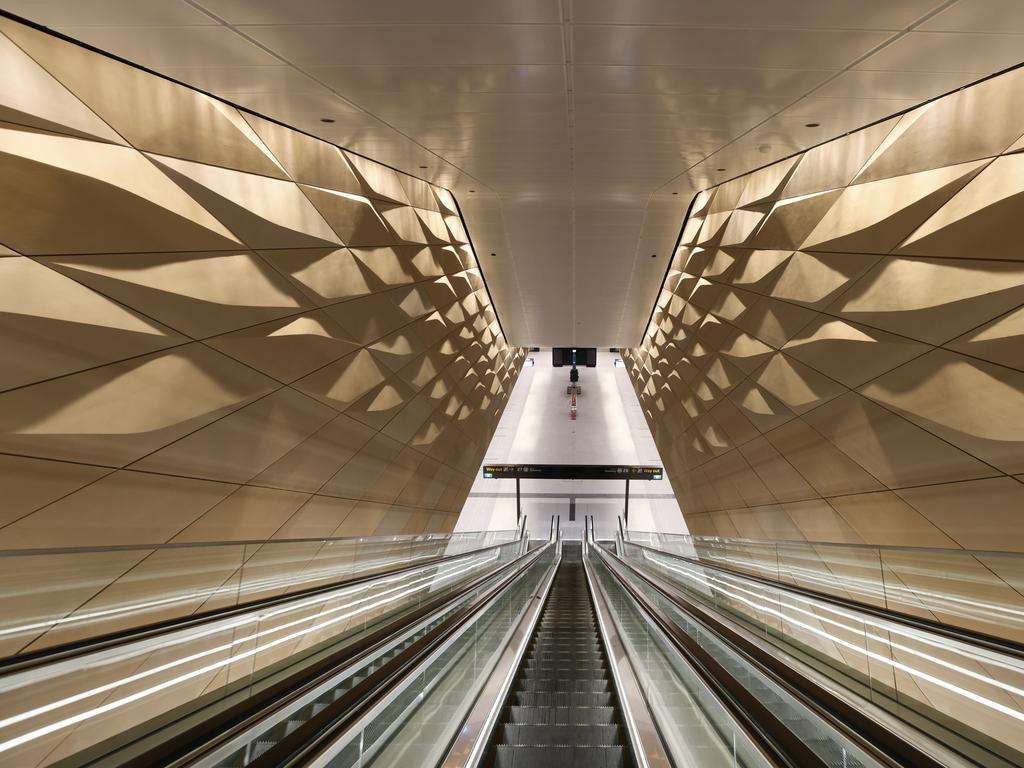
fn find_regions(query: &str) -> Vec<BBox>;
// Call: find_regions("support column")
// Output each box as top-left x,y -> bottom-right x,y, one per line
516,477 -> 521,524
624,477 -> 630,527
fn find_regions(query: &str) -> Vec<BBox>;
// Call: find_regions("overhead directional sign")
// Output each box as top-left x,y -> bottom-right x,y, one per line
482,464 -> 663,481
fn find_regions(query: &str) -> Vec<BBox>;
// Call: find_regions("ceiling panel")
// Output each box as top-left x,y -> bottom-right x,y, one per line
238,24 -> 565,66
1,0 -> 214,26
196,0 -> 561,25
4,0 -> 1023,347
572,66 -> 832,97
920,0 -> 1024,33
573,0 -> 941,29
572,26 -> 891,69
309,64 -> 567,95
811,69 -> 975,100
57,24 -> 281,67
158,65 -> 334,96
853,31 -> 1024,73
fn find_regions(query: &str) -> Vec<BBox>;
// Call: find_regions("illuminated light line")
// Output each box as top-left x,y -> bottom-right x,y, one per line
643,554 -> 1024,721
699,551 -> 1024,623
645,550 -> 1009,672
0,577 -> 439,754
0,559 -> 487,753
0,554 -> 495,749
644,540 -> 1024,623
655,557 -> 1024,697
3,552 -> 495,692
0,563 -> 463,735
0,547 -> 459,639
643,550 -> 1024,679
2,537 -> 504,649
0,553 -> 492,718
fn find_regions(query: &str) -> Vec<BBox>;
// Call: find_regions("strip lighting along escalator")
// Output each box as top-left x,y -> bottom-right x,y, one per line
0,531 -> 521,666
623,538 -> 1024,657
1,536 -> 519,672
486,542 -> 633,768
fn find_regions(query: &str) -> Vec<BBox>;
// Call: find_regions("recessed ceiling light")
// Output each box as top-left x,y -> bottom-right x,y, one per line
805,122 -> 821,128
320,117 -> 335,123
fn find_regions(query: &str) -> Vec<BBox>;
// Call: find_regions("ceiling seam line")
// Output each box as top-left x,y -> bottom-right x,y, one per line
560,0 -> 576,345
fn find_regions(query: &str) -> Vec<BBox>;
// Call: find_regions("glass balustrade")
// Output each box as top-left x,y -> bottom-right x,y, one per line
625,531 -> 1024,646
0,529 -> 519,657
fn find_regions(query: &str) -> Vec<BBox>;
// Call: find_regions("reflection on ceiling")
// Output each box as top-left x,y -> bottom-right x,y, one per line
3,0 -> 1023,346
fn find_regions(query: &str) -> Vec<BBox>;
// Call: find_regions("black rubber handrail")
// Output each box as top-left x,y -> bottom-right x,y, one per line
600,545 -> 950,768
1,539 -> 520,673
79,545 -> 543,768
251,545 -> 551,768
623,539 -> 1024,661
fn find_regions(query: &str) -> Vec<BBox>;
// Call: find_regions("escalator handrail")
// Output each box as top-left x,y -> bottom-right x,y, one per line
251,543 -> 554,768
600,544 -> 949,768
105,544 -> 547,768
0,538 -> 523,674
621,539 -> 1024,661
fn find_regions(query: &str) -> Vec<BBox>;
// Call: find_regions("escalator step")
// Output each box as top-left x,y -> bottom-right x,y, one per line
521,667 -> 607,680
516,678 -> 608,693
493,744 -> 625,768
508,706 -> 617,725
500,724 -> 622,746
523,660 -> 605,670
512,691 -> 612,708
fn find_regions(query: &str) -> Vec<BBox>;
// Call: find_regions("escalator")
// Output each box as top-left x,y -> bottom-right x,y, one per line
487,542 -> 632,768
3,523 -> 1020,768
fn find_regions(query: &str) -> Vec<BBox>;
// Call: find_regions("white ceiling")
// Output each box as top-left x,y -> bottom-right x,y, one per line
4,0 -> 1024,346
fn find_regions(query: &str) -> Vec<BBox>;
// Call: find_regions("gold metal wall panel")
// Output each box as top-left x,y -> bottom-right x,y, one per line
0,18 -> 523,550
625,66 -> 1024,551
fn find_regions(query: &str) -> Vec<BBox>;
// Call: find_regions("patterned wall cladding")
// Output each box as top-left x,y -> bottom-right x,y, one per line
0,17 -> 524,547
624,65 -> 1024,552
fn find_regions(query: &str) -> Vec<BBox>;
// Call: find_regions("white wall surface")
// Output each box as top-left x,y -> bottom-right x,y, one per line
456,349 -> 686,539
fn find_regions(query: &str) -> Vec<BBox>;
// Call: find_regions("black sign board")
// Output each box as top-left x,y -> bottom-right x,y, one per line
482,464 -> 663,481
552,347 -> 597,367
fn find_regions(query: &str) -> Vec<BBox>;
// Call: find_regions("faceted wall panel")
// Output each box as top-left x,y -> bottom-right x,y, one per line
0,17 -> 523,548
624,66 -> 1024,552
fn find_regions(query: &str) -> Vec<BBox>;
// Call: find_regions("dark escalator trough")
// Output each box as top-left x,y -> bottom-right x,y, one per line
488,542 -> 632,768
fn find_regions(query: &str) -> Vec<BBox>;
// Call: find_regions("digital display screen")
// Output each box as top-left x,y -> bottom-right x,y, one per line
551,348 -> 597,367
481,464 -> 664,481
